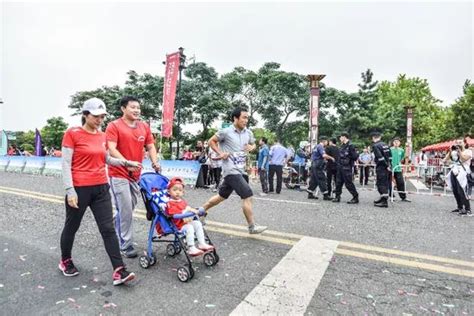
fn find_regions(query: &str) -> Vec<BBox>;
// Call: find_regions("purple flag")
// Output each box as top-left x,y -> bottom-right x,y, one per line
35,129 -> 42,156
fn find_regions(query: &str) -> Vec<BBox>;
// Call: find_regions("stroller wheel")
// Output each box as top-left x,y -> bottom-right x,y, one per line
177,266 -> 192,282
149,254 -> 157,266
213,251 -> 220,264
139,255 -> 150,269
166,244 -> 178,257
203,252 -> 217,267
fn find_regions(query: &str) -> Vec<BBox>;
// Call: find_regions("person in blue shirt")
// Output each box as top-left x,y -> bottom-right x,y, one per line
268,140 -> 288,194
257,137 -> 270,196
307,136 -> 335,200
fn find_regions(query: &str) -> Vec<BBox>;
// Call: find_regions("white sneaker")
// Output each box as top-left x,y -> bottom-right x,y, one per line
259,192 -> 268,197
249,224 -> 267,234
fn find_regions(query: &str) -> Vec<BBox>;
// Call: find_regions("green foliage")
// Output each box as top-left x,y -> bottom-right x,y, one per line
22,144 -> 34,153
374,75 -> 443,149
41,117 -> 68,148
14,130 -> 35,149
447,80 -> 474,137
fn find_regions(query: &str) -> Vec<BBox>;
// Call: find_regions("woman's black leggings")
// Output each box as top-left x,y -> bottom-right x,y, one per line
60,184 -> 123,269
451,172 -> 470,211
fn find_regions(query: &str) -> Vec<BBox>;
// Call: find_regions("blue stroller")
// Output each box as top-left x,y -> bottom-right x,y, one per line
138,172 -> 219,282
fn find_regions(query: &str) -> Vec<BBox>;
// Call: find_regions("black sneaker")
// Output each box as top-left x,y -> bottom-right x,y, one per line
58,258 -> 79,277
112,266 -> 135,286
121,246 -> 138,258
450,209 -> 460,213
459,209 -> 472,216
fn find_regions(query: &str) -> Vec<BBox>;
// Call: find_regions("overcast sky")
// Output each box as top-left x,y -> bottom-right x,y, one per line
1,1 -> 472,132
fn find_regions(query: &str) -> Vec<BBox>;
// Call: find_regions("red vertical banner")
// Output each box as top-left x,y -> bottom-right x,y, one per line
161,52 -> 181,138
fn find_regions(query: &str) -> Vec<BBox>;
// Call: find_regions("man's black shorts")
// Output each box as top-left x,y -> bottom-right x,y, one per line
218,174 -> 253,199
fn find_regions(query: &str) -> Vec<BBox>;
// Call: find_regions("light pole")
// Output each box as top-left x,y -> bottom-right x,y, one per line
175,47 -> 186,158
306,74 -> 325,149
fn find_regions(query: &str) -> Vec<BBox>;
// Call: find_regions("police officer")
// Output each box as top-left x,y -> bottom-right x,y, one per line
307,136 -> 334,200
371,131 -> 392,208
333,132 -> 359,204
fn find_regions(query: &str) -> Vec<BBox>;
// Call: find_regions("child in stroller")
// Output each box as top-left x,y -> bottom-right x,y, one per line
138,172 -> 219,282
166,177 -> 214,256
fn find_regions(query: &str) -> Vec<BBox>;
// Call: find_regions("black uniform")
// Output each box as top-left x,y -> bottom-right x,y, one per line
334,141 -> 359,199
325,144 -> 339,197
307,143 -> 328,196
372,140 -> 392,199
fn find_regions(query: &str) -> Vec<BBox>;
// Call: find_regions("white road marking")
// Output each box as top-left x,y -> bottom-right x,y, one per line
230,236 -> 339,316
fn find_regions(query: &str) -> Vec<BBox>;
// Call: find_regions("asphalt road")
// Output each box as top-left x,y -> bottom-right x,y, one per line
0,172 -> 472,315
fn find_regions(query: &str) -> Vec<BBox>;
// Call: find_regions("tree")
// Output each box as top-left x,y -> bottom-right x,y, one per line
257,63 -> 309,140
41,117 -> 68,148
448,80 -> 474,136
374,75 -> 443,149
14,130 -> 35,149
221,67 -> 262,128
184,62 -> 231,137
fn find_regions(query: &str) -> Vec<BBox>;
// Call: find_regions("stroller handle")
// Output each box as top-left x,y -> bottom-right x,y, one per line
172,207 -> 206,219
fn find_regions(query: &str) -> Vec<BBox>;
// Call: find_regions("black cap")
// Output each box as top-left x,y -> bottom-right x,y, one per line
319,136 -> 328,141
370,131 -> 382,137
339,132 -> 350,138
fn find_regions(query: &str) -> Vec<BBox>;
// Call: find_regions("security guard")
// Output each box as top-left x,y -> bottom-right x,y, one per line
333,132 -> 359,204
307,136 -> 334,200
371,131 -> 392,208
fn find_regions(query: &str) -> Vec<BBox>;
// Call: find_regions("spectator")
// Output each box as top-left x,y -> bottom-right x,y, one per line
268,140 -> 288,194
182,146 -> 194,160
358,147 -> 372,186
390,137 -> 410,202
257,137 -> 270,196
445,139 -> 472,215
208,146 -> 222,191
325,138 -> 339,198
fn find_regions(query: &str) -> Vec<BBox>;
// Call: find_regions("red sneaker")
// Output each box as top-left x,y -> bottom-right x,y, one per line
112,266 -> 135,286
58,258 -> 79,277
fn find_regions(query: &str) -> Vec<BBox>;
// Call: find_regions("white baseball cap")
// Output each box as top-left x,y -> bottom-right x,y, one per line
82,98 -> 107,116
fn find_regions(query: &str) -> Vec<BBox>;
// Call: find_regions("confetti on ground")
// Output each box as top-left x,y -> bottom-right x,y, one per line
398,289 -> 406,295
407,293 -> 418,297
81,285 -> 87,289
367,294 -> 374,299
103,303 -> 117,309
442,304 -> 454,308
444,286 -> 453,291
3,249 -> 8,252
431,309 -> 444,315
68,298 -> 76,303
0,284 -> 4,288
20,272 -> 31,277
193,300 -> 198,303
205,304 -> 216,308
73,287 -> 80,290
225,273 -> 229,277
419,306 -> 429,312
340,300 -> 348,305
19,255 -> 27,261
417,279 -> 426,282
90,290 -> 96,293
205,276 -> 211,279
402,313 -> 413,316
382,270 -> 390,273
93,278 -> 99,282
49,246 -> 57,250
451,250 -> 458,253
93,267 -> 98,270
37,285 -> 45,289
56,300 -> 65,305
335,293 -> 343,297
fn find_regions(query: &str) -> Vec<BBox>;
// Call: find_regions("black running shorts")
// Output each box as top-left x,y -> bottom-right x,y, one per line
218,174 -> 253,200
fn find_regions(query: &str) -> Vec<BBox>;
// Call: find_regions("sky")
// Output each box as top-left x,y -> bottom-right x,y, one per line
1,1 -> 472,133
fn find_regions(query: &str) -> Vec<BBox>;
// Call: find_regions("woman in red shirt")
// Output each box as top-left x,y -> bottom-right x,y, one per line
59,98 -> 140,286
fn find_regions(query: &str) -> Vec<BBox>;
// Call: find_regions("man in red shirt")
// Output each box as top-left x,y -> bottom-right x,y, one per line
106,96 -> 161,258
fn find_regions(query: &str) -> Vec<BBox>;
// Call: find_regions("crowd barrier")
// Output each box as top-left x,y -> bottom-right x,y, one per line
247,159 -> 463,199
0,156 -> 202,186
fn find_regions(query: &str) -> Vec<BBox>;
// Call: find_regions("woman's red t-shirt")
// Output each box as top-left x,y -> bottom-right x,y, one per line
62,127 -> 108,187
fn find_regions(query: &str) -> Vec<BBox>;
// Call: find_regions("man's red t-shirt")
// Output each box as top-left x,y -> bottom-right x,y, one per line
105,118 -> 155,181
62,127 -> 108,187
166,199 -> 188,230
